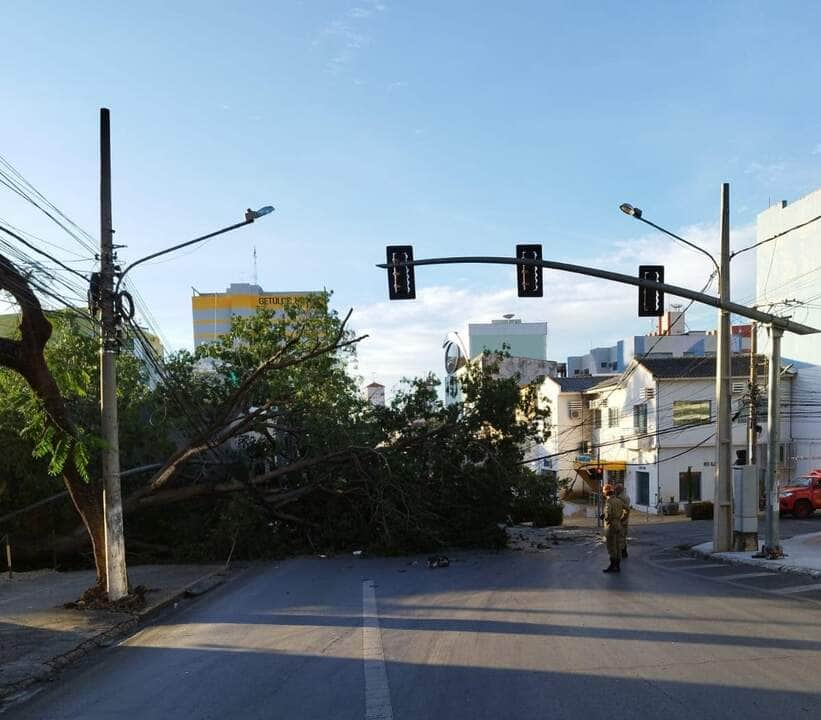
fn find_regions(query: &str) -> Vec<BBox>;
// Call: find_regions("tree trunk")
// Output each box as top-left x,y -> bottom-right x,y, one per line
63,466 -> 107,590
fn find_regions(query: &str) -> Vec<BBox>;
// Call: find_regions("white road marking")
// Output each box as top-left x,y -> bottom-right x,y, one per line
721,572 -> 778,581
681,563 -> 728,570
772,583 -> 821,595
362,580 -> 394,720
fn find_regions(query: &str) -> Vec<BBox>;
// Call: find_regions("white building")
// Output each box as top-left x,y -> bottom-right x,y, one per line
756,189 -> 821,478
468,316 -> 548,360
581,356 -> 793,513
365,382 -> 386,407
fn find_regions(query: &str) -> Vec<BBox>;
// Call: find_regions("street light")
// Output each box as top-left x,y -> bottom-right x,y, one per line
115,205 -> 275,294
620,188 -> 733,553
619,202 -> 719,274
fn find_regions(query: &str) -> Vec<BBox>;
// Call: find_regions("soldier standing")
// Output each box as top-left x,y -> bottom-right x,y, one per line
601,484 -> 627,573
615,483 -> 631,559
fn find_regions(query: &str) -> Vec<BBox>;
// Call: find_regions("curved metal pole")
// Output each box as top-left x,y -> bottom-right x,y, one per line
115,219 -> 252,295
376,255 -> 818,335
633,215 -> 720,274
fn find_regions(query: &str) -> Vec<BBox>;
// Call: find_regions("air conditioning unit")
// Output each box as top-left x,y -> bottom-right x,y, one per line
732,382 -> 746,394
641,387 -> 656,400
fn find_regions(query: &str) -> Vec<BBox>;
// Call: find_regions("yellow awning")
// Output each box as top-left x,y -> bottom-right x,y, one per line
575,461 -> 626,472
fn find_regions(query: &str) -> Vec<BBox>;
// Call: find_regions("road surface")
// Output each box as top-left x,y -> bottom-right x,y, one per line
6,519 -> 821,719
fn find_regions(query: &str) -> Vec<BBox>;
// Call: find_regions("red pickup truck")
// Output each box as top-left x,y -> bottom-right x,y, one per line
779,470 -> 821,518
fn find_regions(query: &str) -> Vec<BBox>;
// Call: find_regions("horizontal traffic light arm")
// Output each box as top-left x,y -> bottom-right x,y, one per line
376,255 -> 819,336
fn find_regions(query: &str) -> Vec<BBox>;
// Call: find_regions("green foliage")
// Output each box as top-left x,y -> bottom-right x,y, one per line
510,469 -> 563,527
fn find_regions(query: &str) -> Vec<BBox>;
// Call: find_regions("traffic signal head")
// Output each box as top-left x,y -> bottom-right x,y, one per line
386,245 -> 416,300
516,244 -> 543,297
638,265 -> 664,317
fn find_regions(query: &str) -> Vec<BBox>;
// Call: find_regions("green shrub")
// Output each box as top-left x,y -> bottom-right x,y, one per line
689,501 -> 714,520
532,504 -> 564,528
511,470 -> 562,526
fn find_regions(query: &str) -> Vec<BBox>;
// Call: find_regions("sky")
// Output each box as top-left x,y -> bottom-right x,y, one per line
1,1 -> 821,396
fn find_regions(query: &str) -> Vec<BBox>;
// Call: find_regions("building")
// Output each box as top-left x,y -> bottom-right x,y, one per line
365,382 -> 386,407
756,188 -> 821,478
578,356 -> 793,512
468,315 -> 548,360
191,283 -> 319,347
526,375 -> 612,487
566,307 -> 752,377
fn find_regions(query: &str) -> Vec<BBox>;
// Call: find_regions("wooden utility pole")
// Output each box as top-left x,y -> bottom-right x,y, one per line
99,108 -> 128,600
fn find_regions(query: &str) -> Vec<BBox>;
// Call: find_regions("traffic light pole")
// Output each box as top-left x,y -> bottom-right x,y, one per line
378,254 -> 818,336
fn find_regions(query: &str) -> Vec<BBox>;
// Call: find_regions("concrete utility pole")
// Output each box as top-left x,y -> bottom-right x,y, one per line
713,183 -> 733,553
763,325 -> 784,557
747,323 -> 758,464
99,108 -> 128,601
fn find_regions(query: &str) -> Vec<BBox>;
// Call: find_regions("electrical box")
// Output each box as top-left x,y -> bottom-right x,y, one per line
733,465 -> 758,533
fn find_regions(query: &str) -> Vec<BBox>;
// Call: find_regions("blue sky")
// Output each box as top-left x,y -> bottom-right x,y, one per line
2,1 -> 821,393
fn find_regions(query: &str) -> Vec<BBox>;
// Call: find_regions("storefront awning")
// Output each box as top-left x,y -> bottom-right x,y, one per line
575,461 -> 626,472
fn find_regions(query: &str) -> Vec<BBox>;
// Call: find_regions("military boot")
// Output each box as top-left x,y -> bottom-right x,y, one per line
621,548 -> 628,559
613,559 -> 621,572
602,560 -> 616,573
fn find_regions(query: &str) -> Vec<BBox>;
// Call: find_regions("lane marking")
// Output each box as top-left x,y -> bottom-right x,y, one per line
720,572 -> 778,581
362,580 -> 394,720
772,583 -> 821,595
679,563 -> 728,570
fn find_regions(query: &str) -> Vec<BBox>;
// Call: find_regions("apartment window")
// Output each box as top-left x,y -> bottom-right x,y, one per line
608,469 -> 625,485
672,400 -> 711,426
608,408 -> 619,428
593,408 -> 602,428
633,404 -> 648,433
579,441 -> 590,455
679,471 -> 702,502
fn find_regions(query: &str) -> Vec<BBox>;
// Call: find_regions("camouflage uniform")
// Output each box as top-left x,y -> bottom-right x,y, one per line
603,494 -> 627,571
616,489 -> 631,557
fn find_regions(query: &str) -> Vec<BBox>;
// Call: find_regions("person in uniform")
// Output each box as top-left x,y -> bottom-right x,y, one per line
601,484 -> 627,573
615,483 -> 631,558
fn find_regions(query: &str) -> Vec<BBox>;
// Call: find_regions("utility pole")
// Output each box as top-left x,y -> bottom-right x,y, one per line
762,325 -> 784,557
713,182 -> 733,553
99,108 -> 128,601
747,323 -> 758,464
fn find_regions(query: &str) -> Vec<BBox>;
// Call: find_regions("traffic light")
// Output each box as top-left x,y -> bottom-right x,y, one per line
516,244 -> 543,297
638,264 -> 664,317
386,245 -> 416,300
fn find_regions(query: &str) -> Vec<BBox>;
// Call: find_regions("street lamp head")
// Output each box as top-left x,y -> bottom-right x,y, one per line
619,203 -> 642,219
245,205 -> 276,222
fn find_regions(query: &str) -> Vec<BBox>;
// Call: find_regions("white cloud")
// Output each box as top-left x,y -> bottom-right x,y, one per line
812,143 -> 821,156
314,3 -> 386,75
745,160 -> 787,185
349,222 -> 757,399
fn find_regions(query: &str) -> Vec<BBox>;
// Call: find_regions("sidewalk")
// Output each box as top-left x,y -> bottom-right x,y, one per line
0,564 -> 229,703
692,531 -> 821,578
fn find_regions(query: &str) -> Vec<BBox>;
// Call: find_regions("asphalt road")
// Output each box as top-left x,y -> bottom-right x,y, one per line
6,518 -> 821,720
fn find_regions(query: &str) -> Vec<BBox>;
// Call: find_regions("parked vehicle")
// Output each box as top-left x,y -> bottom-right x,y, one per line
779,470 -> 821,518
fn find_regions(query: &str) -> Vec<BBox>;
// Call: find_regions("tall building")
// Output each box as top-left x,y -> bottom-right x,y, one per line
756,188 -> 821,478
191,282 -> 319,347
468,315 -> 548,359
566,307 -> 752,377
365,382 -> 386,407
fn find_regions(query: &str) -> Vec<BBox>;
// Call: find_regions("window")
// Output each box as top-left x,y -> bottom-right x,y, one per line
633,403 -> 648,433
600,361 -> 608,369
608,469 -> 625,485
672,400 -> 711,426
608,408 -> 619,428
578,440 -> 590,455
593,408 -> 602,428
679,471 -> 702,502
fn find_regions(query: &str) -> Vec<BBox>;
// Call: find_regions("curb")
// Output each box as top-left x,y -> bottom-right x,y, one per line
688,545 -> 821,580
0,566 -> 232,706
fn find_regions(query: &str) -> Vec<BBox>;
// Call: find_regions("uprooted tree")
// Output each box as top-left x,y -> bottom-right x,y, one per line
1,252 -> 553,594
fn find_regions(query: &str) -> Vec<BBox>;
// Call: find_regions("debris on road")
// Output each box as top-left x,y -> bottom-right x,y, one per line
427,555 -> 449,568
